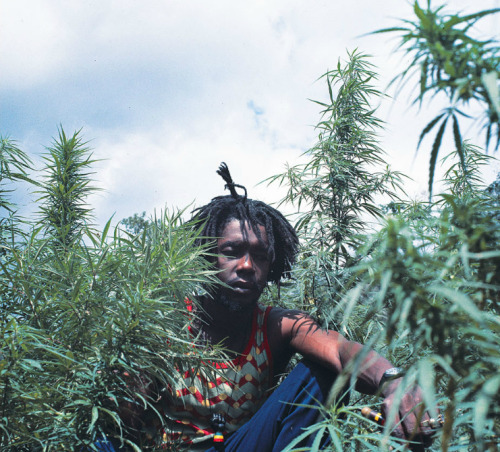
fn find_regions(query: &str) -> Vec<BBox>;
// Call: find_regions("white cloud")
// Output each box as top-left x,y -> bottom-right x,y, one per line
2,0 -> 499,228
0,1 -> 68,88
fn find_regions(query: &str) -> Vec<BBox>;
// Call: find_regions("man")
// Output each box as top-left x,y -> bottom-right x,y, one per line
107,163 -> 436,451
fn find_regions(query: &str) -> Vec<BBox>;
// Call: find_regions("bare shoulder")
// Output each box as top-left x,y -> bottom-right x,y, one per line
267,307 -> 327,351
267,307 -> 323,336
267,306 -> 304,320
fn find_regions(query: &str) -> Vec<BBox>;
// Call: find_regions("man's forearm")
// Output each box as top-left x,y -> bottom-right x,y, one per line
339,340 -> 395,395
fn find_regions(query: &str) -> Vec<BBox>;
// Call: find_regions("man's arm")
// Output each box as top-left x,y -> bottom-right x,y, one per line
269,308 -> 434,450
117,371 -> 158,437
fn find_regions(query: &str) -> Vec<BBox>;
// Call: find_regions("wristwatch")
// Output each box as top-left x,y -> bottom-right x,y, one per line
379,367 -> 405,387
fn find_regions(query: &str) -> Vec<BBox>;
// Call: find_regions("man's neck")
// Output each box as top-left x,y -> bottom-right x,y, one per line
193,296 -> 256,352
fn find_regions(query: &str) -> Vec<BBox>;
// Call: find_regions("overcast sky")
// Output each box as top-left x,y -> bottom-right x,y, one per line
1,0 -> 499,228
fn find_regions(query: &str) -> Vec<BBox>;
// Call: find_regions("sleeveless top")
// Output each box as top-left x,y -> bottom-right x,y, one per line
158,303 -> 274,448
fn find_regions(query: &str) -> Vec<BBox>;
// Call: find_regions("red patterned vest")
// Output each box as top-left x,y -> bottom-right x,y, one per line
160,304 -> 273,448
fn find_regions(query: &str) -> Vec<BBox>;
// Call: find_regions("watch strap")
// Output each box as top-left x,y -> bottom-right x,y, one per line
379,367 -> 404,387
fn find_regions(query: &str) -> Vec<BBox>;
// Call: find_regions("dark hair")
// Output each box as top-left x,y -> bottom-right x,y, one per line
191,163 -> 298,284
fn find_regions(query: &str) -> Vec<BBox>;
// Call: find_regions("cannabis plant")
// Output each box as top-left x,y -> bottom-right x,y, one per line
291,146 -> 500,451
0,130 -> 221,450
267,50 -> 403,324
267,49 -> 499,450
372,0 -> 500,194
36,128 -> 99,249
348,147 -> 499,451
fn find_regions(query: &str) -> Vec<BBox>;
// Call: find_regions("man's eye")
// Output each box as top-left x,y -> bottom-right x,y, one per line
221,248 -> 239,258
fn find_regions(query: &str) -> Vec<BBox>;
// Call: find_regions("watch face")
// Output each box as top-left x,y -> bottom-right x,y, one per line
386,368 -> 401,378
382,367 -> 404,385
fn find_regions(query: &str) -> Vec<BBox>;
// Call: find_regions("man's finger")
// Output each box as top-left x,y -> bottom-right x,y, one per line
421,414 -> 444,429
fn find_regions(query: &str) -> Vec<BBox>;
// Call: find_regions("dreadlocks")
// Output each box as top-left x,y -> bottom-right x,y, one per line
191,162 -> 298,284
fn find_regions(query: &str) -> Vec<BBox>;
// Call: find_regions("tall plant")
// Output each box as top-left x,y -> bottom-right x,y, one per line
267,50 -> 403,317
326,143 -> 500,451
0,130 -> 221,450
266,50 -> 499,450
37,128 -> 98,249
372,0 -> 500,194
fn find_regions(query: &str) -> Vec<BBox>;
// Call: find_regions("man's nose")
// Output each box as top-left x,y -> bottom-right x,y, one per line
237,253 -> 255,272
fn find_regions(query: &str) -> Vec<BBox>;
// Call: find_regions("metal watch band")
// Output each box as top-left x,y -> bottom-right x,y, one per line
379,367 -> 405,387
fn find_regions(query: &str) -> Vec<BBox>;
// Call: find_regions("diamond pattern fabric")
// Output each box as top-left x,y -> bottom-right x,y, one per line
160,304 -> 273,447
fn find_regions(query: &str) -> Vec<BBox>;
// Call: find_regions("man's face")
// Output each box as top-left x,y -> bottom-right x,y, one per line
214,219 -> 271,312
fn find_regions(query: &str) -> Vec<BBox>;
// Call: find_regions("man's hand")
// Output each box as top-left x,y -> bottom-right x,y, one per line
381,380 -> 437,451
116,371 -> 157,432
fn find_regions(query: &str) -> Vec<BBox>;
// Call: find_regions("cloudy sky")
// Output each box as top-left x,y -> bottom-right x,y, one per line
2,0 -> 499,228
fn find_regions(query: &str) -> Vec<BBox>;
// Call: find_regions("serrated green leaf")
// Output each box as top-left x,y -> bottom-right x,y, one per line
428,117 -> 448,196
451,114 -> 464,169
417,113 -> 445,151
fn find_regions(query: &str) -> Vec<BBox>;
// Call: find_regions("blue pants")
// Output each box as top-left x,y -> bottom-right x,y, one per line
96,360 -> 341,451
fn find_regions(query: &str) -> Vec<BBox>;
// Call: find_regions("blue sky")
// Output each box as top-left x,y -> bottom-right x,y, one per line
1,0 -> 499,228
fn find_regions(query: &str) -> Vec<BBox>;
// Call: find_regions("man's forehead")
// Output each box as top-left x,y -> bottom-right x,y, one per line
219,219 -> 268,245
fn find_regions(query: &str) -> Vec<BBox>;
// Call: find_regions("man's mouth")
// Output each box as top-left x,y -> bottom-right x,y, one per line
230,281 -> 256,293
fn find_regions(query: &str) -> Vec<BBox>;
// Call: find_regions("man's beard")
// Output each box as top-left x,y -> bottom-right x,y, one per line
215,291 -> 258,313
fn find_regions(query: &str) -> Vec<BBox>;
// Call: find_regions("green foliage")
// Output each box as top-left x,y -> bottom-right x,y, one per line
340,149 -> 500,450
0,131 -> 221,450
2,8 -> 500,448
372,1 -> 500,194
0,137 -> 33,214
36,128 -> 99,249
269,51 -> 499,450
267,50 -> 403,320
282,404 -> 405,451
332,154 -> 499,451
0,137 -> 34,258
